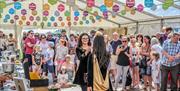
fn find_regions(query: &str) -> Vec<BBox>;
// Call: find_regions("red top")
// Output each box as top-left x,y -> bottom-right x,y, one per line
24,37 -> 36,54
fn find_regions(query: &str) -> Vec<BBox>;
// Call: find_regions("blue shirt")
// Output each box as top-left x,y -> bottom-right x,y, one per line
161,40 -> 180,67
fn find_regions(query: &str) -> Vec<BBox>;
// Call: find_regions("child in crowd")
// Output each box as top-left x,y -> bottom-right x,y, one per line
32,45 -> 43,76
57,67 -> 68,85
150,51 -> 161,91
43,42 -> 55,81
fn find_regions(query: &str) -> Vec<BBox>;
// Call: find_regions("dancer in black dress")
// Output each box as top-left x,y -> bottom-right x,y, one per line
73,33 -> 91,91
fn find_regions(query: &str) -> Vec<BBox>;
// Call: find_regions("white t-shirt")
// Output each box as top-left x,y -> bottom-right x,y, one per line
45,48 -> 54,65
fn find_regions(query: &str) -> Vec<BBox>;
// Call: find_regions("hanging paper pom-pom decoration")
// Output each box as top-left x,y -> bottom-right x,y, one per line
130,9 -> 136,15
87,0 -> 95,7
14,15 -> 19,20
104,0 -> 113,8
82,16 -> 86,21
58,17 -> 63,21
21,9 -> 27,15
48,0 -> 58,5
65,11 -> 70,17
54,22 -> 58,27
67,0 -> 75,6
32,10 -> 37,16
43,17 -> 48,21
89,16 -> 94,20
162,0 -> 173,10
86,6 -> 93,12
29,3 -> 36,10
29,16 -> 34,21
83,11 -> 88,17
120,10 -> 126,15
43,11 -> 49,16
61,22 -> 65,26
103,11 -> 108,17
74,11 -> 80,17
100,5 -> 107,12
145,0 -> 154,8
13,0 -> 19,2
112,4 -> 119,12
43,11 -> 49,17
21,16 -> 26,21
9,8 -> 15,15
54,10 -> 60,17
58,4 -> 65,12
151,4 -> 157,11
96,15 -> 101,20
74,16 -> 79,21
126,0 -> 135,8
47,22 -> 51,27
26,21 -> 30,25
67,22 -> 71,26
33,22 -> 37,26
43,4 -> 50,11
5,14 -> 10,19
36,16 -> 41,21
85,20 -> 89,24
112,12 -> 116,18
3,19 -> 8,23
66,17 -> 71,21
10,19 -> 14,24
73,22 -> 77,25
50,16 -> 55,22
0,1 -> 6,9
14,2 -> 21,10
72,5 -> 79,11
79,21 -> 83,25
19,20 -> 23,25
137,4 -> 144,12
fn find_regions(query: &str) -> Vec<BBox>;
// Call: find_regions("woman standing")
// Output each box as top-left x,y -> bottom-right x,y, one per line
87,33 -> 112,91
74,33 -> 91,91
139,35 -> 151,90
129,38 -> 140,88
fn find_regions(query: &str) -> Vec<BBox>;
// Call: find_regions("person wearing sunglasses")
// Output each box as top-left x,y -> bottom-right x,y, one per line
24,30 -> 36,79
115,36 -> 131,91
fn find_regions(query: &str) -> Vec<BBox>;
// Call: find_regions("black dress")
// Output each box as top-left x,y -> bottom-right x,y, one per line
87,54 -> 113,91
73,47 -> 90,89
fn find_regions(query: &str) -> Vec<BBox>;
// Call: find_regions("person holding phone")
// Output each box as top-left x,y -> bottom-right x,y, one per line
115,36 -> 130,91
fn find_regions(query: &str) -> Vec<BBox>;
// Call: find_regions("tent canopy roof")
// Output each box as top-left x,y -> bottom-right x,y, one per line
0,0 -> 180,27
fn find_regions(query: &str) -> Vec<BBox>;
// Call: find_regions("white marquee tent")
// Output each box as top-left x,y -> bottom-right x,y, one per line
0,0 -> 180,36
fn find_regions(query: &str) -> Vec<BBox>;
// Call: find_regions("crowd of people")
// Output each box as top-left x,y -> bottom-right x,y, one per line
0,27 -> 179,91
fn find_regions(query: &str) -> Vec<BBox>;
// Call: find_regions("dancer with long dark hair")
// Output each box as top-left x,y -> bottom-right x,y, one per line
74,33 -> 91,91
87,32 -> 112,91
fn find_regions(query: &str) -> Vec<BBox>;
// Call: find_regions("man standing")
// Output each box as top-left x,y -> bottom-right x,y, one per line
161,32 -> 180,91
24,30 -> 36,79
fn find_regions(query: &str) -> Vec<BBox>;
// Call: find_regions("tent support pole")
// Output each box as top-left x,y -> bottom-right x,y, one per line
119,24 -> 121,28
136,22 -> 139,34
160,19 -> 164,30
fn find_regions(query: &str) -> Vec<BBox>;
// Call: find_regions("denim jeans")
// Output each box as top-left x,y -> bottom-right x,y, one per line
115,65 -> 129,89
160,64 -> 179,91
